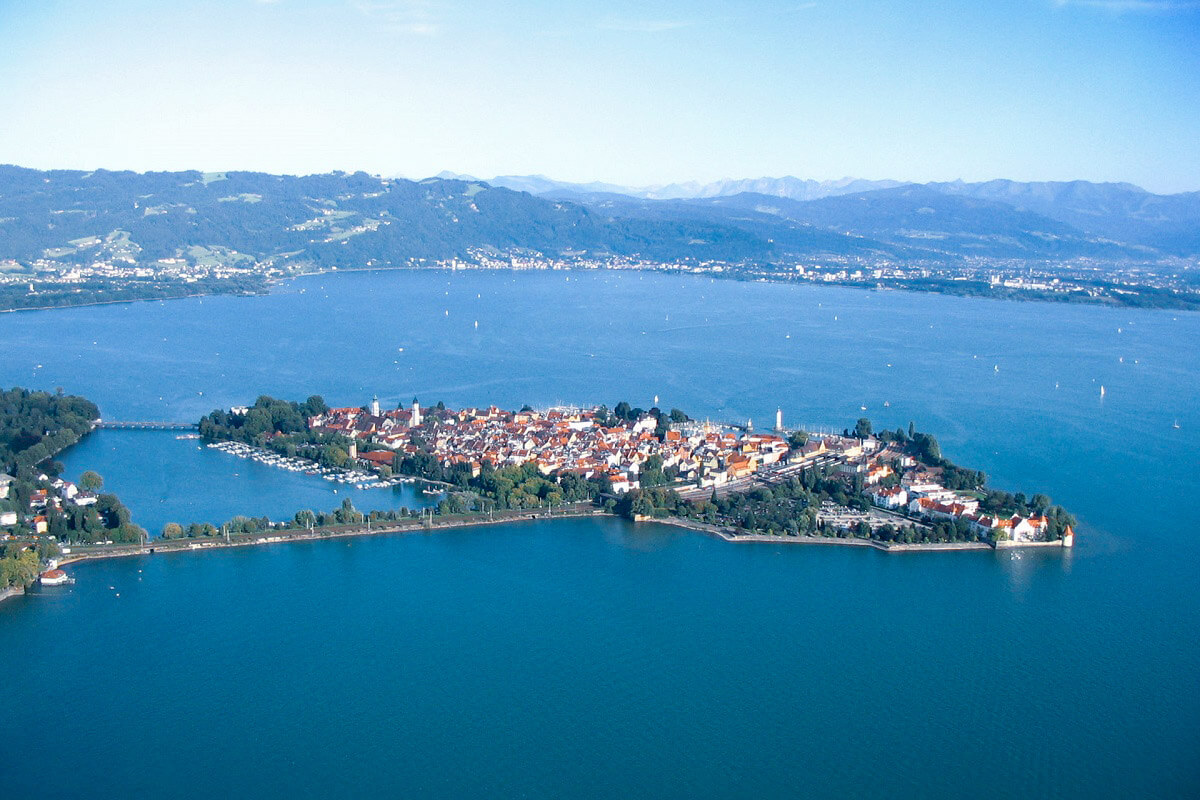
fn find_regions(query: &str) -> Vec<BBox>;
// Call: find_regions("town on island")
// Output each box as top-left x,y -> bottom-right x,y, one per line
2,387 -> 1077,602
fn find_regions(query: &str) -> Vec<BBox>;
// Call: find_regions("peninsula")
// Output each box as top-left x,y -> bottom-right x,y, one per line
192,395 -> 1077,548
2,389 -> 1078,603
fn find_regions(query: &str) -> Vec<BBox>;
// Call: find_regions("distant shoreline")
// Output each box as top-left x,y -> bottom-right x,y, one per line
4,264 -> 1198,315
0,291 -> 215,314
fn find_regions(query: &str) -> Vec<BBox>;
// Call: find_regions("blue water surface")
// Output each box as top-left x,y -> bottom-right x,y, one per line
1,270 -> 1197,798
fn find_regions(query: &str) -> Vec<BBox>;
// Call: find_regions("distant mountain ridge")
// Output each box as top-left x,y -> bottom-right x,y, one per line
468,172 -> 1200,258
0,166 -> 1195,282
473,173 -> 906,201
925,179 -> 1200,255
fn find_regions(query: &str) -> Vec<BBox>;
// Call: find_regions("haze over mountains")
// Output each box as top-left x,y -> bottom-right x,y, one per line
2,165 -> 1198,279
444,172 -> 1200,260
451,171 -> 1200,258
444,173 -> 907,202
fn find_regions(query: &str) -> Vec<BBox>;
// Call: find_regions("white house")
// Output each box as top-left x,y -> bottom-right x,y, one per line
867,486 -> 908,509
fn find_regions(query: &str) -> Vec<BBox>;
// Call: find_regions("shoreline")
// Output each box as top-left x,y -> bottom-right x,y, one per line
52,508 -> 1065,575
57,509 -> 611,567
0,585 -> 25,606
5,264 -> 1197,316
0,287 -> 263,315
652,516 -> 999,551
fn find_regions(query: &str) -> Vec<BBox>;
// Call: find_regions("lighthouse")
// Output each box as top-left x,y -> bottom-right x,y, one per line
1062,525 -> 1075,548
775,408 -> 783,431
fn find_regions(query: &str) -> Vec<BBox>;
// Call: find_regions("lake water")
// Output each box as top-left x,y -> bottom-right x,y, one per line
1,270 -> 1198,798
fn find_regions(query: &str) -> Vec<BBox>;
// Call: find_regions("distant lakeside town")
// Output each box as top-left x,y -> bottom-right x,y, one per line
3,388 -> 1077,601
3,252 -> 1199,313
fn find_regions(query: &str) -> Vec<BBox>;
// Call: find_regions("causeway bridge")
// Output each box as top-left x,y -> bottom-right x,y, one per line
96,420 -> 198,431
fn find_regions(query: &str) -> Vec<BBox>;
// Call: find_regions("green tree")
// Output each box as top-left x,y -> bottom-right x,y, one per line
639,454 -> 669,488
1,548 -> 40,588
79,470 -> 104,491
321,446 -> 348,469
161,522 -> 184,539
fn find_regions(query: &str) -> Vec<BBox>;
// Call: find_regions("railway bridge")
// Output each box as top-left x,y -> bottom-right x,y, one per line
95,420 -> 198,431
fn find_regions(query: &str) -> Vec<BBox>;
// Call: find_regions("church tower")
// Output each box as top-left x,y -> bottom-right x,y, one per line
371,395 -> 380,417
411,397 -> 422,427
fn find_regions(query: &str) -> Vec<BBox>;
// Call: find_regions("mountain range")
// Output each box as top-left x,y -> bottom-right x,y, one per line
447,171 -> 1200,259
443,172 -> 907,202
1,166 -> 1197,279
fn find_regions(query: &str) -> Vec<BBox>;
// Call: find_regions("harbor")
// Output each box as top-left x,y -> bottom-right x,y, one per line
205,440 -> 418,491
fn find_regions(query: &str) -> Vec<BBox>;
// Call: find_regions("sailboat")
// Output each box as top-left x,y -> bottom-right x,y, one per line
1173,419 -> 1181,429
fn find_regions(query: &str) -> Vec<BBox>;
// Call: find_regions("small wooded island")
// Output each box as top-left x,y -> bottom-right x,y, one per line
2,388 -> 1077,600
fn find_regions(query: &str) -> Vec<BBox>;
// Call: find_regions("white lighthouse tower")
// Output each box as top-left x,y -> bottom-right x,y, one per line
775,408 -> 784,431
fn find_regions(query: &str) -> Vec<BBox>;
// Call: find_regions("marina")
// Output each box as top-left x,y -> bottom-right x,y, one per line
205,440 -> 412,490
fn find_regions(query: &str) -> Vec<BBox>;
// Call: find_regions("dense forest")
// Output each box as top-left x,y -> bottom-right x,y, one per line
0,387 -> 98,475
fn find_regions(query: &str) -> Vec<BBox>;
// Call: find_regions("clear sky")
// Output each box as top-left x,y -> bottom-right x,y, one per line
1,0 -> 1198,192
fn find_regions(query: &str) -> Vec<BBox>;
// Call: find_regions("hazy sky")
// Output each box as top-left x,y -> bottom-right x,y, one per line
1,0 -> 1198,191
